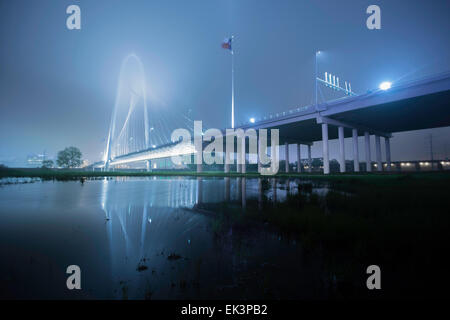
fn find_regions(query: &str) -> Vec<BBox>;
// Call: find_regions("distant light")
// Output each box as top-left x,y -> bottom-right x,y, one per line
316,50 -> 321,55
249,118 -> 255,123
379,81 -> 392,91
152,145 -> 156,148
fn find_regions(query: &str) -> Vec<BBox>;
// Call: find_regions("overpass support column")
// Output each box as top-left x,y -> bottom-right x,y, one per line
297,144 -> 301,173
257,137 -> 262,173
146,160 -> 151,172
307,145 -> 312,172
236,150 -> 241,173
197,162 -> 203,173
241,136 -> 246,174
285,142 -> 289,173
365,132 -> 372,172
338,126 -> 346,173
322,123 -> 330,174
224,151 -> 230,173
375,135 -> 382,172
352,129 -> 359,172
385,137 -> 392,171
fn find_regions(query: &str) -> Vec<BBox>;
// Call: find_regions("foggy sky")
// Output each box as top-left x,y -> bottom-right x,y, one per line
1,0 -> 450,166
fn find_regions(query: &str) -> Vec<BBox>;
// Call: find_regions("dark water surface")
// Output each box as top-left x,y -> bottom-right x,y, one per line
0,177 -> 331,299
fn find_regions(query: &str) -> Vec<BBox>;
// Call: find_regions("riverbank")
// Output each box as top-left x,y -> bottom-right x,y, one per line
197,174 -> 450,299
2,166 -> 450,182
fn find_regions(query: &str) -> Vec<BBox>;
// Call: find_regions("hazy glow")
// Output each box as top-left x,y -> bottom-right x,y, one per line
249,118 -> 255,123
379,81 -> 392,90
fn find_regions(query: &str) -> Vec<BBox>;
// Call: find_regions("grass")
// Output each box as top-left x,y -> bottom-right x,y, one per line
2,166 -> 450,181
199,173 -> 450,299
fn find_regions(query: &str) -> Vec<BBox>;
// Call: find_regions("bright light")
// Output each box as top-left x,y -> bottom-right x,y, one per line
152,145 -> 156,148
316,50 -> 321,55
379,81 -> 392,91
249,118 -> 255,123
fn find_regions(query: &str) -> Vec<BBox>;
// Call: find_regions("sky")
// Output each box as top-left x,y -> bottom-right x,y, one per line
0,0 -> 450,166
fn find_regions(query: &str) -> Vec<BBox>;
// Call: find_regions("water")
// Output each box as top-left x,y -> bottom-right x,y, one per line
0,177 -> 329,299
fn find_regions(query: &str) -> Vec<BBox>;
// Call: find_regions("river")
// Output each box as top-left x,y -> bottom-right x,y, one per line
0,177 -> 330,299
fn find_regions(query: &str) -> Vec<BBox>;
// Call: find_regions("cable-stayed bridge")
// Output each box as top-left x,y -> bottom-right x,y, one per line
93,55 -> 450,174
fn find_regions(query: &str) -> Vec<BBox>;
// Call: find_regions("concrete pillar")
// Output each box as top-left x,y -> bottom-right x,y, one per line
224,151 -> 229,173
322,123 -> 330,174
307,144 -> 312,172
257,136 -> 262,173
297,144 -> 301,173
385,137 -> 391,171
241,136 -> 246,174
257,156 -> 262,173
375,135 -> 382,172
338,126 -> 345,173
352,129 -> 359,172
285,142 -> 289,173
146,160 -> 151,172
365,132 -> 371,172
197,162 -> 203,173
236,151 -> 241,173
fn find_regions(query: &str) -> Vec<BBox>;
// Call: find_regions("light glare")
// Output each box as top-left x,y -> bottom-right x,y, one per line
379,81 -> 392,91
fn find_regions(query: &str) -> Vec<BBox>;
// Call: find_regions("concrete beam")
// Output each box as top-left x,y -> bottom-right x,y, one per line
317,115 -> 392,138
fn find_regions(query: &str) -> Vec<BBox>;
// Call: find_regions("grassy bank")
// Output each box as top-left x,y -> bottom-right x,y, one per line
2,166 -> 450,181
199,173 -> 450,299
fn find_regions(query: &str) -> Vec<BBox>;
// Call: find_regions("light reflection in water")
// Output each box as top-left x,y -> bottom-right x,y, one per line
0,177 -> 329,299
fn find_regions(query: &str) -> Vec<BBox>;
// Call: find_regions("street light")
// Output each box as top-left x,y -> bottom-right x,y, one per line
379,81 -> 392,91
315,51 -> 321,110
249,117 -> 255,123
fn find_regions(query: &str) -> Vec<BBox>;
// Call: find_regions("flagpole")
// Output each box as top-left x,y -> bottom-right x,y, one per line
231,35 -> 235,129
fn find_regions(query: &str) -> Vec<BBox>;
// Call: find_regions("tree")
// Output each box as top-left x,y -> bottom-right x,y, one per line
311,158 -> 322,169
57,147 -> 82,168
41,159 -> 54,169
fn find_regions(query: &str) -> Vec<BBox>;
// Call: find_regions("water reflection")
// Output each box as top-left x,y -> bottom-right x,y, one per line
0,177 -> 329,299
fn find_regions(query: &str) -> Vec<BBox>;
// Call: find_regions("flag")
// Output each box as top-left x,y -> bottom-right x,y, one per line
221,37 -> 232,51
